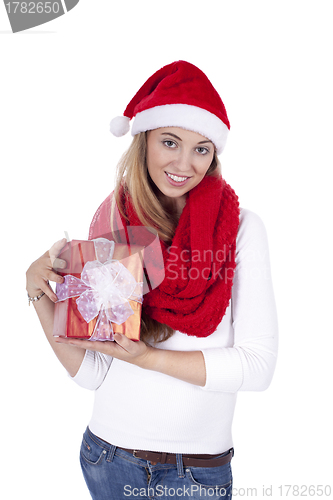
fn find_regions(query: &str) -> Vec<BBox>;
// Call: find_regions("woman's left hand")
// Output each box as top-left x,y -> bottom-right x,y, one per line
55,333 -> 153,369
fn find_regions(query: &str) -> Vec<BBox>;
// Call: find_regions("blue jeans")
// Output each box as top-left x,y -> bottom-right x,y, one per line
80,427 -> 233,499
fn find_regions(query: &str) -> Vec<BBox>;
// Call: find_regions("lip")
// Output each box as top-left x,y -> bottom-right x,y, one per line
165,171 -> 191,187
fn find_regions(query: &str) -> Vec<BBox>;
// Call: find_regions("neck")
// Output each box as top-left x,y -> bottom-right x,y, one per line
151,183 -> 187,221
159,193 -> 187,221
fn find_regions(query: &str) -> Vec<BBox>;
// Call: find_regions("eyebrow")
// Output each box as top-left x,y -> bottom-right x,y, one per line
161,132 -> 212,145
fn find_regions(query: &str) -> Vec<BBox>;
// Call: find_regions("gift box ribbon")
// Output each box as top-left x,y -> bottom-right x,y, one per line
56,238 -> 143,340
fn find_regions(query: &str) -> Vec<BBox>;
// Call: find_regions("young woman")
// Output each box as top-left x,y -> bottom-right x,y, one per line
26,61 -> 278,499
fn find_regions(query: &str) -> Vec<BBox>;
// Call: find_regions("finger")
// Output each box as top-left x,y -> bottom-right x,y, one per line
55,338 -> 89,349
55,337 -> 118,355
33,277 -> 58,303
42,269 -> 64,283
34,264 -> 65,302
49,238 -> 67,267
113,332 -> 135,353
52,257 -> 67,271
38,255 -> 66,282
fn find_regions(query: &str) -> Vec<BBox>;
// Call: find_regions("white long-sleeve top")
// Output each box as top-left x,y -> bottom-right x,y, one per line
72,208 -> 278,454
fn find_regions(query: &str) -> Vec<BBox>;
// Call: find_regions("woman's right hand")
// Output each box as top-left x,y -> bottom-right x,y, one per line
26,238 -> 68,303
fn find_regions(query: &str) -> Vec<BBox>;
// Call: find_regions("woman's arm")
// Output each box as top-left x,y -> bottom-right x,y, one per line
56,333 -> 206,386
26,239 -> 86,377
201,209 -> 278,392
143,345 -> 206,386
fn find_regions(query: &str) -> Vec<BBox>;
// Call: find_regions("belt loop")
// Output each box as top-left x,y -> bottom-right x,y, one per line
106,444 -> 116,463
176,453 -> 185,478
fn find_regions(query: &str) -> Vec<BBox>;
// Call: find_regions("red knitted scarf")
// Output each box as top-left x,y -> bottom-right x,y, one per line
89,175 -> 240,338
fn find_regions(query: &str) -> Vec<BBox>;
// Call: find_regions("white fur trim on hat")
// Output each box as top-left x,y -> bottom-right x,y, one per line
110,116 -> 130,137
131,104 -> 229,154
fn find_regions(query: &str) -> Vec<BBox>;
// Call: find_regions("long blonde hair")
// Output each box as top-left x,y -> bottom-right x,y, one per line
114,131 -> 221,343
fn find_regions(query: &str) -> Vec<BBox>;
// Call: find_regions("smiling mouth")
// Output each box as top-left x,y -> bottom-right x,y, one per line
166,172 -> 190,182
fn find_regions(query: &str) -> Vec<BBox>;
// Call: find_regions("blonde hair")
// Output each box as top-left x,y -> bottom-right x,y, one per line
114,131 -> 221,343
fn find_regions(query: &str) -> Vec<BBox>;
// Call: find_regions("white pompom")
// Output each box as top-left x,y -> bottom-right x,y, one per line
109,116 -> 130,137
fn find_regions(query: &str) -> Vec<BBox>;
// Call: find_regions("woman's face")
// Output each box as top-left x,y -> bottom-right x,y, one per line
146,127 -> 215,212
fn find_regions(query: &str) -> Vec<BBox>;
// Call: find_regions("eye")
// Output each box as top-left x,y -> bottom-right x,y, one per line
163,140 -> 177,148
195,147 -> 210,155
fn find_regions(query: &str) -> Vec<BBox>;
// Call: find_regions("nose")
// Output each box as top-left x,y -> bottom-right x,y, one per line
173,150 -> 192,173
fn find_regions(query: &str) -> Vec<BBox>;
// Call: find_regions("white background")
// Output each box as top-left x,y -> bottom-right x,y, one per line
1,1 -> 332,498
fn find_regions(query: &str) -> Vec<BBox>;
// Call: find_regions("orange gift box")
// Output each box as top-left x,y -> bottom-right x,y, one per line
53,238 -> 144,341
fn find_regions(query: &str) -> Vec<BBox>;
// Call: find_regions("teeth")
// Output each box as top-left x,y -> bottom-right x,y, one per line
166,172 -> 188,182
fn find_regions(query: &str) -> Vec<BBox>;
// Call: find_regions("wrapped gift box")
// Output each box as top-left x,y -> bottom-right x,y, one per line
53,238 -> 144,341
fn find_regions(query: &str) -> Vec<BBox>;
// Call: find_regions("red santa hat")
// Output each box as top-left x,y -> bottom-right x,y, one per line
110,60 -> 230,155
